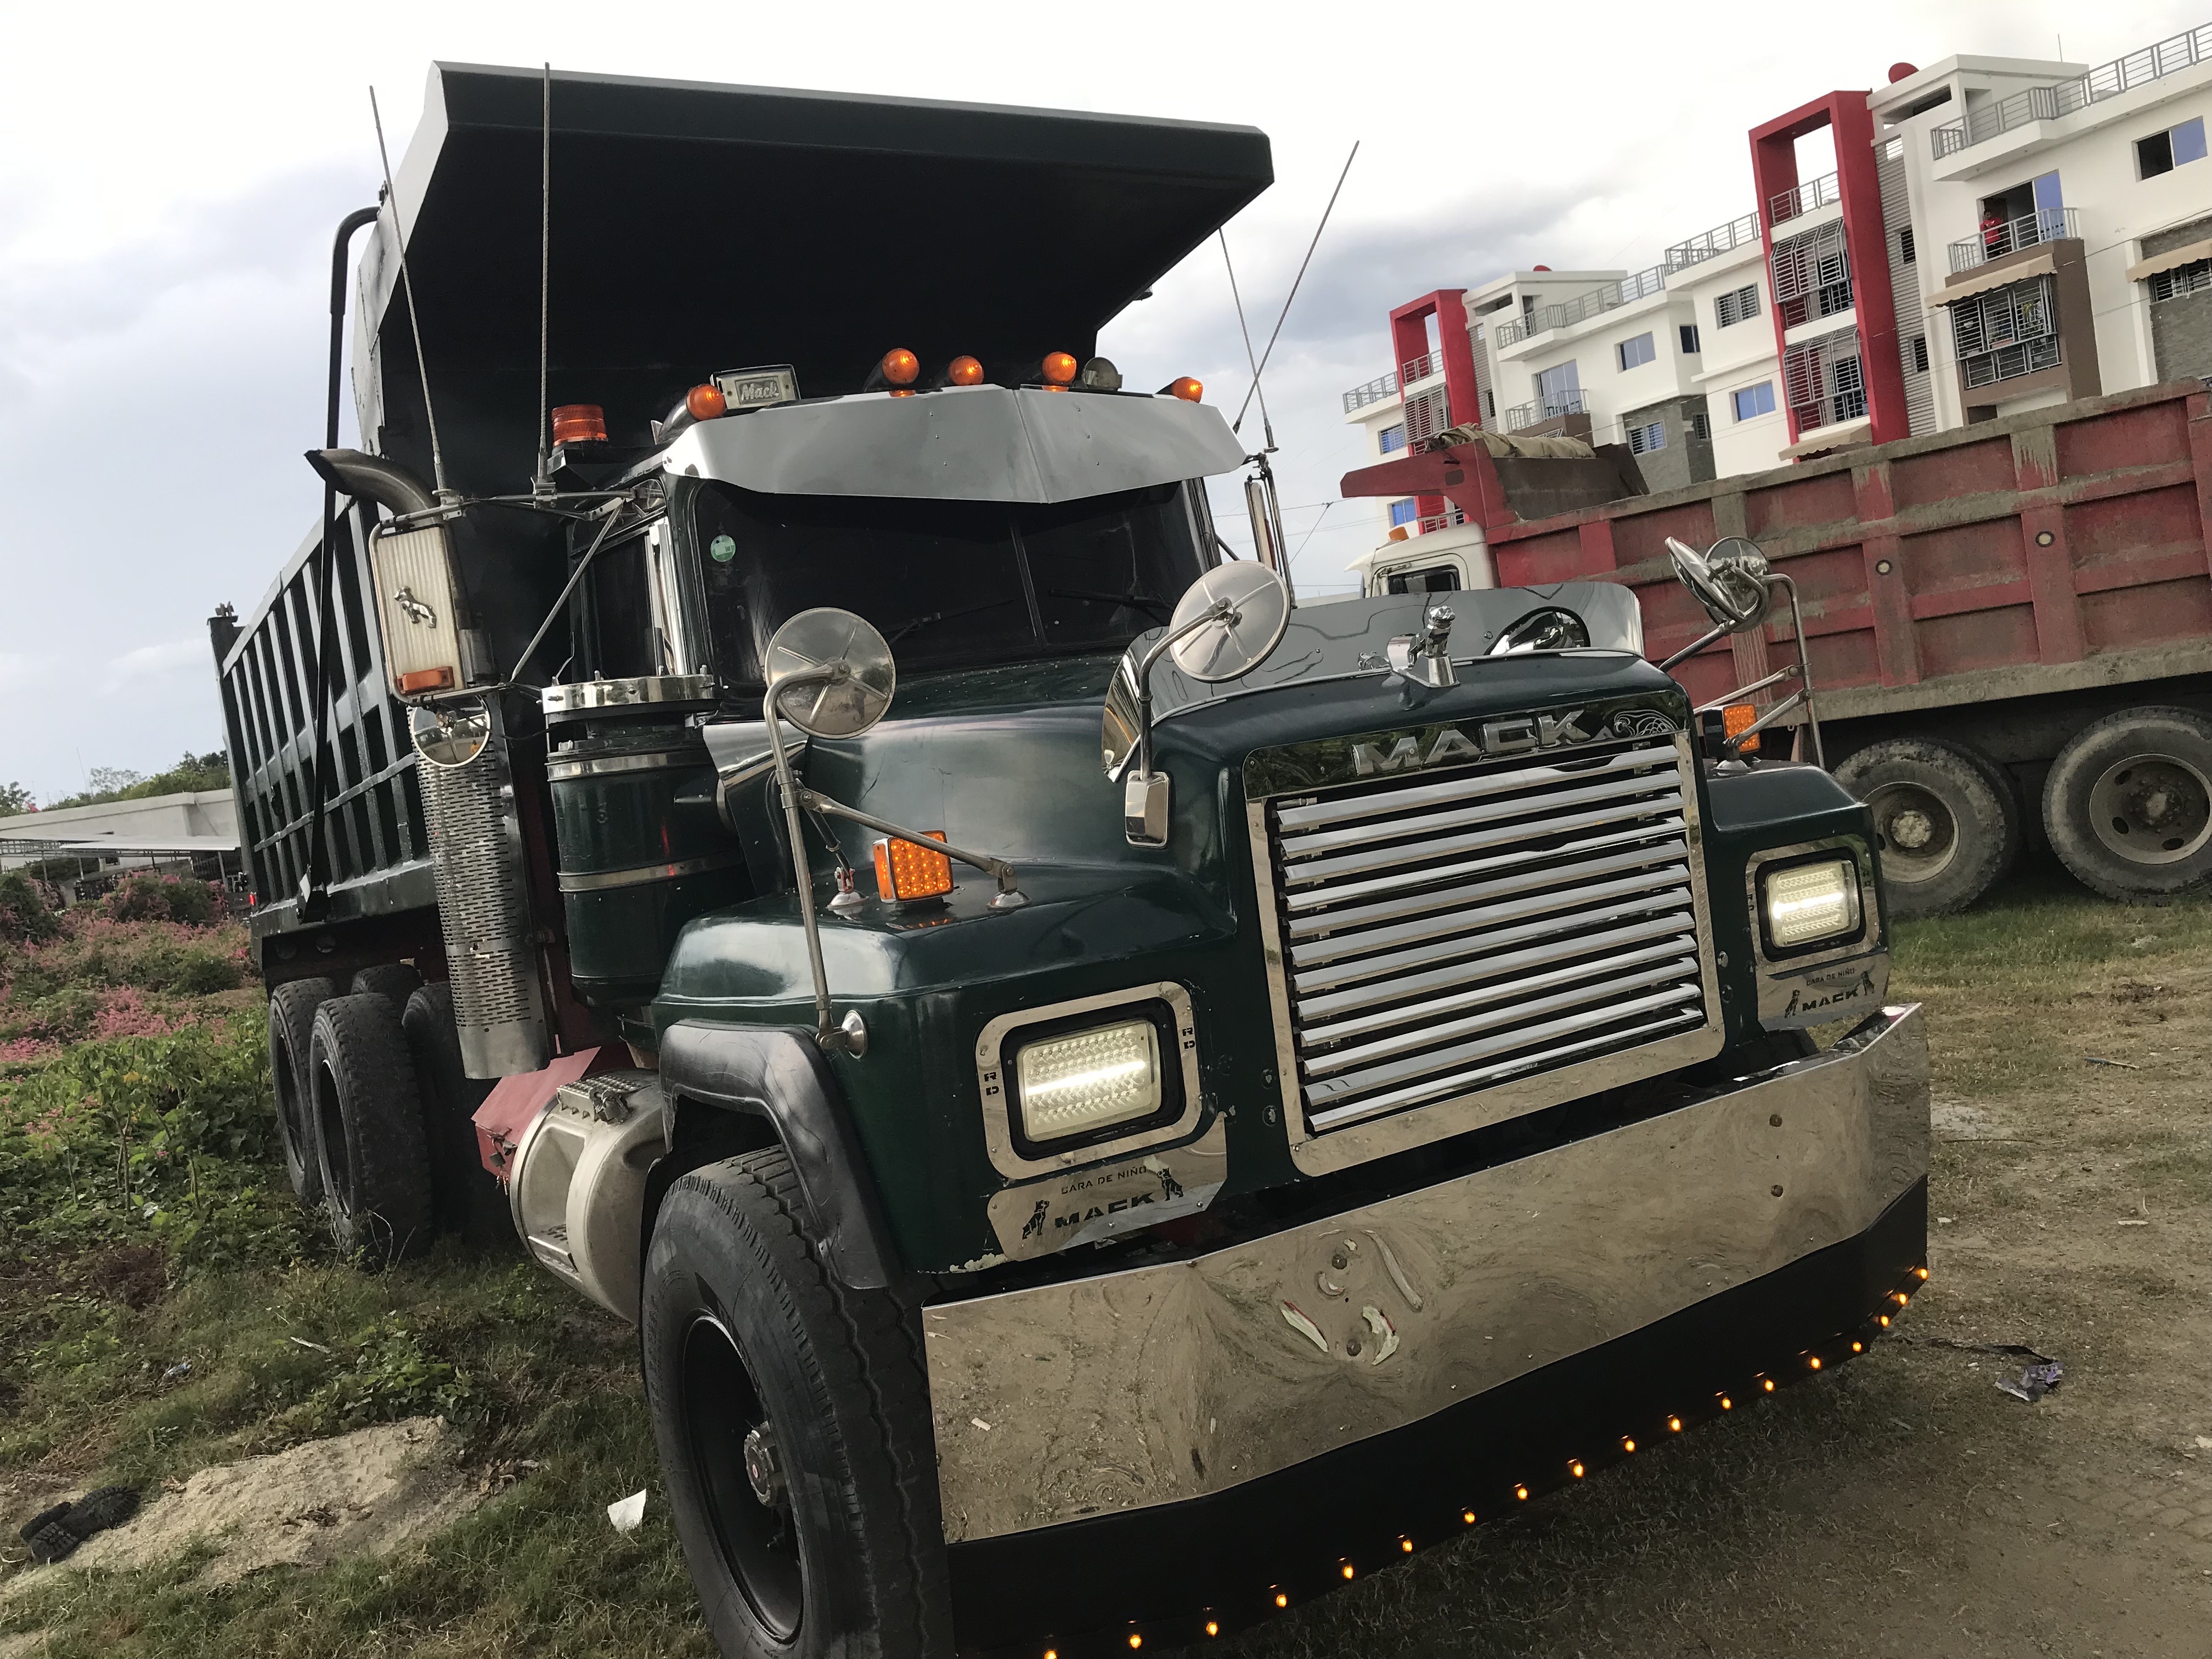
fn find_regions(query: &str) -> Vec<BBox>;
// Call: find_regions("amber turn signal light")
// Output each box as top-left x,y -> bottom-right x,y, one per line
1161,376 -> 1204,402
397,667 -> 454,695
686,383 -> 728,421
874,832 -> 954,902
550,403 -> 607,445
1723,702 -> 1761,754
947,355 -> 985,386
1040,351 -> 1079,386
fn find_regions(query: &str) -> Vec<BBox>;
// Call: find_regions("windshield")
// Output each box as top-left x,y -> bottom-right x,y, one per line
689,481 -> 1214,685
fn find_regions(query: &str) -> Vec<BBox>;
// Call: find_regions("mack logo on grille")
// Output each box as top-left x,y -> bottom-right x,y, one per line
1353,709 -> 1599,776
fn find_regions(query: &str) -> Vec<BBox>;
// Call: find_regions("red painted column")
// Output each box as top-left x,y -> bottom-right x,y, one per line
1749,115 -> 1803,447
1435,289 -> 1479,432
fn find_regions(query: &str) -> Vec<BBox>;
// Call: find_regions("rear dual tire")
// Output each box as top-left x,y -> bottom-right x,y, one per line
1835,737 -> 2020,919
2043,707 -> 2212,904
309,993 -> 436,1262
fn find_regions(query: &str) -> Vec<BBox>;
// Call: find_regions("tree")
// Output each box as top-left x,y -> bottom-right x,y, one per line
0,782 -> 33,816
43,749 -> 232,811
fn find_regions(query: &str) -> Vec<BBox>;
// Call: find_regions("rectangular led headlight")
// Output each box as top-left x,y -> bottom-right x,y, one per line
1762,856 -> 1863,950
1013,1017 -> 1163,1145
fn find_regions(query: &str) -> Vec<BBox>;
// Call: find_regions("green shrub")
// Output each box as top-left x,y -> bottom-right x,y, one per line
0,869 -> 60,944
107,872 -> 216,927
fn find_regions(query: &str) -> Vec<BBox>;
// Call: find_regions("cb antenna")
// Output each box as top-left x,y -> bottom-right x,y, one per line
1217,231 -> 1276,452
1233,140 -> 1359,434
370,85 -> 450,499
534,63 -> 553,494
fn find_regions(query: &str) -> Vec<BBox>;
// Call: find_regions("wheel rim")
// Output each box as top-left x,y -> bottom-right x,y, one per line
2087,751 -> 2212,866
1864,781 -> 1960,884
312,1058 -> 353,1205
682,1312 -> 804,1641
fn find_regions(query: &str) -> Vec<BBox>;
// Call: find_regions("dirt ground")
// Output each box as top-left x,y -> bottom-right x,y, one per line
1205,867 -> 2212,1659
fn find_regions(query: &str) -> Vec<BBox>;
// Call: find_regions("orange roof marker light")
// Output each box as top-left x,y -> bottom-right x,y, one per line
550,403 -> 607,445
685,382 -> 728,421
1039,351 -> 1079,389
879,348 -> 921,397
1161,376 -> 1204,402
947,355 -> 985,386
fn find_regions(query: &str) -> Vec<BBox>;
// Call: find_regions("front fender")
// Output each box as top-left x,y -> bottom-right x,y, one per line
659,1022 -> 899,1290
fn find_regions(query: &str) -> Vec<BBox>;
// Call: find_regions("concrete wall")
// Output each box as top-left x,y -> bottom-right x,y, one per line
2146,211 -> 2212,380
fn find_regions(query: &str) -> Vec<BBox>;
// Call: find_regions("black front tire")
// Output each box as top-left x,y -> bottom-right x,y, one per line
642,1150 -> 950,1659
267,977 -> 335,1205
1835,736 -> 2021,919
309,992 -> 435,1263
2043,706 -> 2212,903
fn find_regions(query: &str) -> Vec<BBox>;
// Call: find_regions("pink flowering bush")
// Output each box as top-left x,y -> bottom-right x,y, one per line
106,872 -> 216,927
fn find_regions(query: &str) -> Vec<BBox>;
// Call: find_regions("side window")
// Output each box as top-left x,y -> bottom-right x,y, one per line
1911,335 -> 1930,374
1715,284 -> 1760,328
1626,420 -> 1666,454
2138,119 -> 2205,178
1733,381 -> 1777,421
1679,324 -> 1701,354
1385,566 -> 1461,594
1617,332 -> 1656,371
1899,226 -> 1917,264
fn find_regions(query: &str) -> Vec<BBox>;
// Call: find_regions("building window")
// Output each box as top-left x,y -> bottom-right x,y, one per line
1534,360 -> 1582,417
1950,276 -> 2060,388
1771,221 -> 1852,330
1899,226 -> 1916,264
1911,335 -> 1929,374
1483,388 -> 1496,419
2149,258 -> 2212,302
2137,116 -> 2209,180
1732,382 -> 1776,421
1679,324 -> 1701,354
1378,424 -> 1407,454
1714,284 -> 1760,328
1626,420 -> 1666,454
1617,332 -> 1656,371
1690,408 -> 1711,442
1388,499 -> 1419,527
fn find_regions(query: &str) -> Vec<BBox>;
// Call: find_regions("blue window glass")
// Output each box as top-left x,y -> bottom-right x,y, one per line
1617,332 -> 1656,370
1389,498 -> 1419,527
2176,117 -> 2208,166
1379,424 -> 1407,454
1733,381 -> 1776,421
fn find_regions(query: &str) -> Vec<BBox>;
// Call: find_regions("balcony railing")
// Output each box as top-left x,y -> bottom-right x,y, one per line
1948,206 -> 2080,273
1416,504 -> 1469,535
1342,371 -> 1400,414
1931,19 -> 2212,157
1401,350 -> 1446,386
1492,267 -> 1668,347
1664,212 -> 1761,270
1769,171 -> 1841,226
1500,390 -> 1589,431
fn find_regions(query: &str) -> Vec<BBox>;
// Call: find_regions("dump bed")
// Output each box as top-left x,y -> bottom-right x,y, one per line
1348,381 -> 2212,717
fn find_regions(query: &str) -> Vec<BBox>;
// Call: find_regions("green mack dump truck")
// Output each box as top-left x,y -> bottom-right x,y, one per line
210,63 -> 1931,1659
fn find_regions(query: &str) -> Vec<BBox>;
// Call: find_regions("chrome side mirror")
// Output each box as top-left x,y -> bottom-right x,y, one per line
764,607 -> 897,738
1105,563 -> 1291,847
1667,535 -> 1772,633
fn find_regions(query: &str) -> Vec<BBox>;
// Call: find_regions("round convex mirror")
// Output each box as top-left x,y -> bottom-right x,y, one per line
1167,562 -> 1291,684
764,608 -> 897,738
410,701 -> 492,769
1666,535 -> 1772,633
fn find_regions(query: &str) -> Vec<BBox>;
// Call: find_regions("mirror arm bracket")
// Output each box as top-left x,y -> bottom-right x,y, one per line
793,789 -> 1028,910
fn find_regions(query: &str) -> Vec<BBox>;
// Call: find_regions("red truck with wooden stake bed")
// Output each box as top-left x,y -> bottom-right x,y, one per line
1345,379 -> 2212,915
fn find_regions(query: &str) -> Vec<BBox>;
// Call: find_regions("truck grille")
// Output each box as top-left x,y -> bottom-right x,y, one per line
1259,737 -> 1709,1136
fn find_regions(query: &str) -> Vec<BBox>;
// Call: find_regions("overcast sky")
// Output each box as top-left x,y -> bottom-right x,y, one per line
0,0 -> 2186,803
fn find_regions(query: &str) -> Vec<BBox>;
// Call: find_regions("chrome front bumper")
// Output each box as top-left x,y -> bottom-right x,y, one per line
923,1004 -> 1928,1545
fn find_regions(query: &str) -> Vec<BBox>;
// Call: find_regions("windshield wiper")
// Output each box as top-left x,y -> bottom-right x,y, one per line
884,597 -> 1023,644
1047,588 -> 1173,622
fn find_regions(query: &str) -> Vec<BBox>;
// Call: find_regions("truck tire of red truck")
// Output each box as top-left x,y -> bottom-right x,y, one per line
641,1150 -> 951,1659
266,977 -> 335,1206
400,981 -> 509,1244
1833,737 -> 2022,918
308,993 -> 437,1262
2042,707 -> 2212,903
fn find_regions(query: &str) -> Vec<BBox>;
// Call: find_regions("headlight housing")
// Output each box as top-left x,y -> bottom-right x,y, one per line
1759,856 -> 1865,953
1009,1011 -> 1177,1154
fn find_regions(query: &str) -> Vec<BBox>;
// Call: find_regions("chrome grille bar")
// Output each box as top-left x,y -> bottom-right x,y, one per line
1256,729 -> 1714,1147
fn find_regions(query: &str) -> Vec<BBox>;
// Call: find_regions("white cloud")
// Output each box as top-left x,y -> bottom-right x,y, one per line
103,637 -> 209,693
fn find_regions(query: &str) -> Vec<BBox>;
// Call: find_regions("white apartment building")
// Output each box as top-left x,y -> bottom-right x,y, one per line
1340,16 -> 2212,585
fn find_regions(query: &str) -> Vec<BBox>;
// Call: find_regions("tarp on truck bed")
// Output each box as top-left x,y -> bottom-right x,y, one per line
357,63 -> 1273,486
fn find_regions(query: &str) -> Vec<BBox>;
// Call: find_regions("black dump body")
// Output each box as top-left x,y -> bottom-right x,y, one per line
216,64 -> 1271,967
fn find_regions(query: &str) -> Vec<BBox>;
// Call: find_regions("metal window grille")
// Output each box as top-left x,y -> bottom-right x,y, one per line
1690,409 -> 1711,442
1625,421 -> 1666,454
1780,327 -> 1865,432
1379,424 -> 1407,454
2149,258 -> 2212,302
1714,284 -> 1760,328
1771,221 -> 1852,330
1930,19 -> 2212,157
1404,385 -> 1452,444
